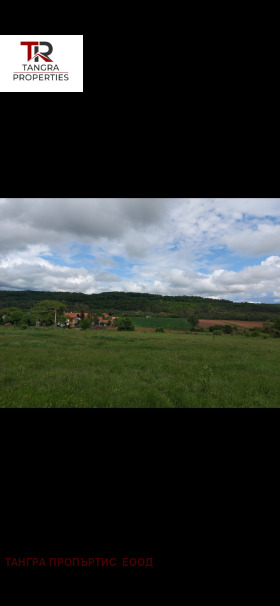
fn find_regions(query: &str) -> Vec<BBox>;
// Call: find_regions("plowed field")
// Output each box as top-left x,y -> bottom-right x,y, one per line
199,319 -> 264,329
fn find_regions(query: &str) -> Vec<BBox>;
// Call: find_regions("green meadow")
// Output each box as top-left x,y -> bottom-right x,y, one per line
129,317 -> 191,331
0,326 -> 279,408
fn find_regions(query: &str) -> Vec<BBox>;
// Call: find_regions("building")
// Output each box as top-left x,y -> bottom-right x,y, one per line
64,312 -> 89,327
63,312 -> 117,328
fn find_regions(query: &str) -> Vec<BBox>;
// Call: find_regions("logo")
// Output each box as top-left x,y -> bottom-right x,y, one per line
21,41 -> 54,62
13,40 -> 69,82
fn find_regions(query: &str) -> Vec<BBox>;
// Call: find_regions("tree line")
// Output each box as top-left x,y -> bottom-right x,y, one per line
0,301 -> 136,332
1,300 -> 280,337
0,290 -> 280,321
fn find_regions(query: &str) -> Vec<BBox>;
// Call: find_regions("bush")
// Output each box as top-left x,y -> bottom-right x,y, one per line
155,327 -> 165,333
245,330 -> 261,337
20,324 -> 28,330
210,324 -> 234,334
80,318 -> 92,330
263,321 -> 275,334
209,325 -> 224,332
117,317 -> 135,331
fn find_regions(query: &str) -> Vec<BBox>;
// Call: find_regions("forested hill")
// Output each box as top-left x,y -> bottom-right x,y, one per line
0,290 -> 279,321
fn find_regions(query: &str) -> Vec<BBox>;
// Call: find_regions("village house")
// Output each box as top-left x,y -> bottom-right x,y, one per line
64,312 -> 89,327
61,312 -> 117,328
97,315 -> 117,326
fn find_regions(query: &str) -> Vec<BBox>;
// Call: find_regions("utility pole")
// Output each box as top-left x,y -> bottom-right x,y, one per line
54,308 -> 57,326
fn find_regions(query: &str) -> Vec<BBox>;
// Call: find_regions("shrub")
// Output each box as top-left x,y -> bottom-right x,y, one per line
20,324 -> 28,330
263,321 -> 275,334
245,330 -> 261,337
5,309 -> 25,326
80,318 -> 92,330
209,325 -> 223,332
155,327 -> 165,333
223,324 -> 233,334
117,317 -> 135,331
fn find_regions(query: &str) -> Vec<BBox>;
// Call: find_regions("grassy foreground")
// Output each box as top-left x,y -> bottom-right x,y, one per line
0,327 -> 279,408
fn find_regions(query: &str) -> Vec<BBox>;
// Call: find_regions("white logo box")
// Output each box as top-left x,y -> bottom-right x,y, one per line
0,35 -> 83,92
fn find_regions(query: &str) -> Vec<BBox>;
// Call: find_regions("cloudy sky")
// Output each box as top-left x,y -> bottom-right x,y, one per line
1,198 -> 280,303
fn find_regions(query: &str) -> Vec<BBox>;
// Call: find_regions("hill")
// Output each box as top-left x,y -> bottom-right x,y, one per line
0,290 -> 279,321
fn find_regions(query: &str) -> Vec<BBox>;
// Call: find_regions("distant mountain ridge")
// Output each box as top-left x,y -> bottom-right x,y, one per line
0,291 -> 279,321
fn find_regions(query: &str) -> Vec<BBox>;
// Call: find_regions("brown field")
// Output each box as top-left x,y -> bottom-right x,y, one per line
198,319 -> 264,329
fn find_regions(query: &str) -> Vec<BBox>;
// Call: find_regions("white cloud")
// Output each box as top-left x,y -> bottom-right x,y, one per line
1,198 -> 280,302
223,224 -> 280,256
1,246 -> 280,301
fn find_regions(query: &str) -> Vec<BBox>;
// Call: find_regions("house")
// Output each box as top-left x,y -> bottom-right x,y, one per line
62,312 -> 117,328
64,312 -> 89,327
97,316 -> 117,326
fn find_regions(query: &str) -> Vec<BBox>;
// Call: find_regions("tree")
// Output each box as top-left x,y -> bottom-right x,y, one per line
116,316 -> 135,331
57,314 -> 66,326
10,310 -> 25,326
31,300 -> 66,326
263,317 -> 280,338
24,312 -> 34,326
271,317 -> 280,337
1,308 -> 25,326
188,314 -> 199,329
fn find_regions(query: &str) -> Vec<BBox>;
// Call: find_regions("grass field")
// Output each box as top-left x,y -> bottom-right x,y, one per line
0,326 -> 279,408
130,317 -> 191,331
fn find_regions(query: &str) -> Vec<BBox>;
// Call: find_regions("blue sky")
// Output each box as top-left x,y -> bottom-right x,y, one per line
0,198 -> 280,303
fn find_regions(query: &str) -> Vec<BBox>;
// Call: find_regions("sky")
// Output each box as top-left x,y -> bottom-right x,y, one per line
0,197 -> 280,303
